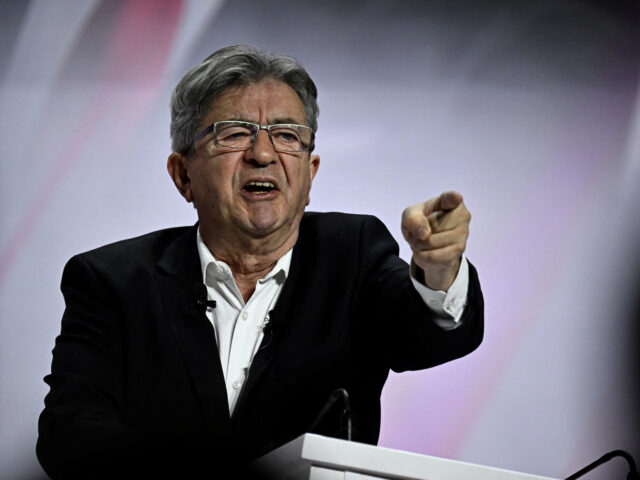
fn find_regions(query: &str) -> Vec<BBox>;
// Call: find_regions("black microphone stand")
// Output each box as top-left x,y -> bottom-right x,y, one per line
308,388 -> 353,441
565,450 -> 639,480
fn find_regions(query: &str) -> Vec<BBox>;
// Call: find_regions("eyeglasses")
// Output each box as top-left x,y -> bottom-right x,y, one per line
193,121 -> 314,153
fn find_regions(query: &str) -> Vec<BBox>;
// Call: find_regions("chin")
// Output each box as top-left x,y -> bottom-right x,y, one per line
245,215 -> 283,236
247,213 -> 300,239
241,205 -> 305,239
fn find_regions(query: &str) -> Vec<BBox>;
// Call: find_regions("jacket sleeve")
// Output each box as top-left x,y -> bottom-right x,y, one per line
356,215 -> 484,373
36,254 -> 155,479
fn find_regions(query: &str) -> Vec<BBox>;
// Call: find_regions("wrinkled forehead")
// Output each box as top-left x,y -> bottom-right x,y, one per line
203,79 -> 307,126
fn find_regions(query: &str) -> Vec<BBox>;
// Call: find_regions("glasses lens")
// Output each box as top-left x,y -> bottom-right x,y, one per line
270,125 -> 312,152
214,122 -> 256,149
210,122 -> 313,152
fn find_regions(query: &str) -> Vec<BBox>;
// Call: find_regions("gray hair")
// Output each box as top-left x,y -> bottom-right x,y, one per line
170,45 -> 319,155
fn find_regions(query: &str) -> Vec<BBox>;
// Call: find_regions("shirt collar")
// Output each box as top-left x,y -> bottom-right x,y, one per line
196,227 -> 292,287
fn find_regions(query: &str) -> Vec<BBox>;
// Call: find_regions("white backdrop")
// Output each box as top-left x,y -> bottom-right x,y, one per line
1,1 -> 638,478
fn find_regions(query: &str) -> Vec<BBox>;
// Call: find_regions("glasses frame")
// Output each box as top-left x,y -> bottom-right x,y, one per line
192,120 -> 314,153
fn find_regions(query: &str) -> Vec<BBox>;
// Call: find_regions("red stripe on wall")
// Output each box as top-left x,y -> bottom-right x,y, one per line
0,0 -> 185,286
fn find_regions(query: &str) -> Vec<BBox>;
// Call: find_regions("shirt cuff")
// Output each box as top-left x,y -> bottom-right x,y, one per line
410,255 -> 469,330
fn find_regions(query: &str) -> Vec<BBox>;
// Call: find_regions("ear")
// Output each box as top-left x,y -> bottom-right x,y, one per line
167,152 -> 193,203
306,154 -> 320,206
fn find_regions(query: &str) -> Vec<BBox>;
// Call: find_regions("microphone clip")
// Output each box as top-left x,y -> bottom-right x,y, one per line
196,298 -> 217,310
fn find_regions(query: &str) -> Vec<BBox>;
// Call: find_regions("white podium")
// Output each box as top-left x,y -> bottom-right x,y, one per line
253,434 -> 559,480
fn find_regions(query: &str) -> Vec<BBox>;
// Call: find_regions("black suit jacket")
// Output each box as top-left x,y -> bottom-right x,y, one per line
37,212 -> 483,479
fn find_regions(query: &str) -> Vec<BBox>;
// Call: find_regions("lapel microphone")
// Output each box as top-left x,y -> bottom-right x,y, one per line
196,297 -> 217,310
189,283 -> 217,312
257,312 -> 275,353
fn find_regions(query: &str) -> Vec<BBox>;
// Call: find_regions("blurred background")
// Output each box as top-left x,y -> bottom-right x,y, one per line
1,0 -> 638,478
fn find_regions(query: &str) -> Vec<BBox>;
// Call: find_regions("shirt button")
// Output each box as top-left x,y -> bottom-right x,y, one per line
241,311 -> 249,321
232,380 -> 242,390
428,299 -> 439,308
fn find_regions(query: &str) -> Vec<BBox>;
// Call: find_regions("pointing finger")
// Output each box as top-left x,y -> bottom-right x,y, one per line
423,191 -> 463,216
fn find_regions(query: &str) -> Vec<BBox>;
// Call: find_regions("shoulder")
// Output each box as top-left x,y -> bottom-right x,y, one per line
67,226 -> 194,272
298,211 -> 398,254
301,211 -> 388,235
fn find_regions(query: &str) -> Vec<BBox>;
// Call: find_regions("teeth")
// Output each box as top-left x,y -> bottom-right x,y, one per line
246,181 -> 275,188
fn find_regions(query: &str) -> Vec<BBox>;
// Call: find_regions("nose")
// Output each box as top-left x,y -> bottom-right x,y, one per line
244,129 -> 277,166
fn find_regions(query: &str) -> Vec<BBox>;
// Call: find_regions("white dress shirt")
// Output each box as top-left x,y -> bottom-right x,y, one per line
196,228 -> 469,414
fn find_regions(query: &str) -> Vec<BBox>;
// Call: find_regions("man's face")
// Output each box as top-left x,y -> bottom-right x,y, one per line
170,79 -> 320,245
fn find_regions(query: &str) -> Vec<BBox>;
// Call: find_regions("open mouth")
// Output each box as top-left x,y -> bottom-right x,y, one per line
243,181 -> 278,194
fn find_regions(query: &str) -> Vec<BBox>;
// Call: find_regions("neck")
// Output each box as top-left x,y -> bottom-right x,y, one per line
200,223 -> 297,302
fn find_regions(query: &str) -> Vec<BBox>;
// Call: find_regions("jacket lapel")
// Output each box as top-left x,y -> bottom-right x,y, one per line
154,226 -> 231,427
232,224 -> 310,421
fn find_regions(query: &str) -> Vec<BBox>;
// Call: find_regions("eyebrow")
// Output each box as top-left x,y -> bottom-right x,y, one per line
221,115 -> 253,123
222,116 -> 306,126
270,117 -> 305,125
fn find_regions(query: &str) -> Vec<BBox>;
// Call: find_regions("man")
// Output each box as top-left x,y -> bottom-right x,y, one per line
37,45 -> 483,479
